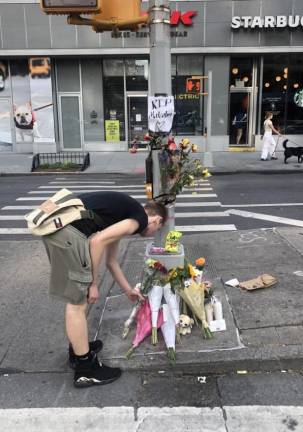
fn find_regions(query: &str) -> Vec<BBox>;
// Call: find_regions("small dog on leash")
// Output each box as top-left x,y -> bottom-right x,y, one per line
283,139 -> 303,164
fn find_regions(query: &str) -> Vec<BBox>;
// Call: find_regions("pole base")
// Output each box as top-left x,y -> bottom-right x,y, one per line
202,151 -> 214,168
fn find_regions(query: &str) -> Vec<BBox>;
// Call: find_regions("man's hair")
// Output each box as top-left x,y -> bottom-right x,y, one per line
144,200 -> 168,225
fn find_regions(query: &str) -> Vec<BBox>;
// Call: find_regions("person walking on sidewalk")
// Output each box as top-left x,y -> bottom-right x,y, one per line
43,191 -> 167,388
261,112 -> 282,161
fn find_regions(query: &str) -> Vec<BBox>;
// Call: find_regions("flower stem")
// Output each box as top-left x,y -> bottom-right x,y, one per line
151,327 -> 158,345
125,346 -> 135,359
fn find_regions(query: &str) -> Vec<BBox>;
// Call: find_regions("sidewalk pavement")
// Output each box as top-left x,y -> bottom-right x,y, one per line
1,226 -> 303,379
1,150 -> 303,175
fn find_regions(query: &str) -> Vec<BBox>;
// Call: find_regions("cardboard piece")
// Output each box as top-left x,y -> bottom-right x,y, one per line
239,273 -> 278,291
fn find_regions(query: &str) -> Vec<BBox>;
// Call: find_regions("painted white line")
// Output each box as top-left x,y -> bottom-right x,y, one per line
30,188 -> 213,194
18,194 -> 217,200
41,185 -> 142,189
0,228 -> 30,234
175,202 -> 221,207
0,215 -> 25,220
1,202 -> 222,210
176,224 -> 237,232
227,209 -> 303,228
222,203 -> 303,208
176,212 -> 228,217
49,181 -> 115,184
1,206 -> 37,210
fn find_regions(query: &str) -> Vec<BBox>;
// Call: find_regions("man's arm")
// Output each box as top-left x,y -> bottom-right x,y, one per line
87,219 -> 139,304
105,240 -> 144,302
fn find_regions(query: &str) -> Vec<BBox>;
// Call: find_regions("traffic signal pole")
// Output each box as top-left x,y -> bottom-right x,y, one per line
147,0 -> 184,267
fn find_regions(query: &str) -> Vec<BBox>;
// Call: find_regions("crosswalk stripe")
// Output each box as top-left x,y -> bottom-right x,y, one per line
1,202 -> 222,210
50,181 -> 116,184
0,212 -> 228,220
0,216 -> 25,220
17,194 -> 218,201
175,202 -> 221,207
0,228 -> 30,234
1,206 -> 37,210
29,188 -> 213,194
175,212 -> 228,217
175,224 -> 237,232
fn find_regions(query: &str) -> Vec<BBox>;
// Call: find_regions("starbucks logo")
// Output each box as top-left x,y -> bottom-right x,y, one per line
294,89 -> 303,108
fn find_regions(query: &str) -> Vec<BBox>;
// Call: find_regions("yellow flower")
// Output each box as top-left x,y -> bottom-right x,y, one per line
188,263 -> 197,278
191,144 -> 198,152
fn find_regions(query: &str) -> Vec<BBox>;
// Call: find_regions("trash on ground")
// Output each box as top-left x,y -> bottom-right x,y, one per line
225,278 -> 240,287
239,274 -> 277,291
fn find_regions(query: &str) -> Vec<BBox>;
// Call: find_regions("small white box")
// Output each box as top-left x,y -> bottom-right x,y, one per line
209,319 -> 226,332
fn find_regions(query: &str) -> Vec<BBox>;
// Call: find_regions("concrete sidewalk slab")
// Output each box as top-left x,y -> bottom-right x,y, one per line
1,150 -> 303,175
1,227 -> 303,376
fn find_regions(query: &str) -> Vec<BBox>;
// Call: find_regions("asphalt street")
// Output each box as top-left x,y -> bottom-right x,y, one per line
1,172 -> 303,239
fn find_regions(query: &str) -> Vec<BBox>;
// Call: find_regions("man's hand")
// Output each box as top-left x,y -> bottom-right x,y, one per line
87,283 -> 100,304
126,288 -> 144,303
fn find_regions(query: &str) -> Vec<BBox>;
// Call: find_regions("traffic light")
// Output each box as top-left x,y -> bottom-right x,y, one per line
92,0 -> 148,33
40,0 -> 101,15
186,78 -> 201,94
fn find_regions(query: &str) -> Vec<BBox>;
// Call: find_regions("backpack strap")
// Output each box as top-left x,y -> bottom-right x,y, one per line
80,210 -> 109,230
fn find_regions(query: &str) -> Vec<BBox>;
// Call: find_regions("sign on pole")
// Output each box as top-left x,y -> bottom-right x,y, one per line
148,96 -> 175,133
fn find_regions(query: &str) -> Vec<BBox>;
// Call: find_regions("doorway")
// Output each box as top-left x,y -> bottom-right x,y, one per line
0,98 -> 13,151
229,89 -> 253,146
127,92 -> 148,147
58,94 -> 83,150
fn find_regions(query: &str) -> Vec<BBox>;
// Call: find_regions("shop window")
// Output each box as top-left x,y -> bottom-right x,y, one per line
103,59 -> 125,141
261,54 -> 288,134
230,58 -> 253,88
29,57 -> 55,143
125,59 -> 148,91
56,59 -> 80,93
81,59 -> 104,142
11,59 -> 32,143
172,55 -> 204,136
285,55 -> 303,135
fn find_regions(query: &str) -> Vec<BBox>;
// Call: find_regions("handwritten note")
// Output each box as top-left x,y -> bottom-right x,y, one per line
148,96 -> 175,133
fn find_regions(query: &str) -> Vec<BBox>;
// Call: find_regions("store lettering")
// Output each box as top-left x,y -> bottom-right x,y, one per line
231,15 -> 303,29
170,11 -> 197,26
176,94 -> 200,100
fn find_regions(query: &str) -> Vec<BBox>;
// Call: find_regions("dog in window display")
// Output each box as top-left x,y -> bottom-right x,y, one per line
13,102 -> 41,142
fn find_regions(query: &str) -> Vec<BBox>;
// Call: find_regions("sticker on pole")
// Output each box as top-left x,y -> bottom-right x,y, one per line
148,96 -> 175,133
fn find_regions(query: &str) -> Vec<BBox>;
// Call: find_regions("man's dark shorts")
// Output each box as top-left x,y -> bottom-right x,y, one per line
43,225 -> 92,304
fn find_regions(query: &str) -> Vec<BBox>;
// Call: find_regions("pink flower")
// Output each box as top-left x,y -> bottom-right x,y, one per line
132,300 -> 164,348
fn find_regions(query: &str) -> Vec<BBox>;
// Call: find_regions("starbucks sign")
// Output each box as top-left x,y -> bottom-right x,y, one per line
231,15 -> 303,29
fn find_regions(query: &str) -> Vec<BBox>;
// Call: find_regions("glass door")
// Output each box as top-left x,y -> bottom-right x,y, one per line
0,98 -> 13,151
229,90 -> 252,146
127,93 -> 148,148
59,94 -> 82,150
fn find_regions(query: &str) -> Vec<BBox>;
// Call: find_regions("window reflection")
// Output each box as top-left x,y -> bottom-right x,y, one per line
29,57 -> 55,142
172,55 -> 203,136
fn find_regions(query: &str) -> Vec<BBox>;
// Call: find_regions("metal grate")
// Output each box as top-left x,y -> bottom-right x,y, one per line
31,152 -> 90,172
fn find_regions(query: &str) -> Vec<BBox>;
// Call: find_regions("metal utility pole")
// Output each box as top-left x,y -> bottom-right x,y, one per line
149,0 -> 175,244
147,0 -> 184,266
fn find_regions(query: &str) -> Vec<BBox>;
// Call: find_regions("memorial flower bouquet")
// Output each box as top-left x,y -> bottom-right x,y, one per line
144,134 -> 211,201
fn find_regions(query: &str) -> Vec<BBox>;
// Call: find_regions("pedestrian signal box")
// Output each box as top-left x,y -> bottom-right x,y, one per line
186,78 -> 201,94
40,0 -> 101,15
92,0 -> 148,32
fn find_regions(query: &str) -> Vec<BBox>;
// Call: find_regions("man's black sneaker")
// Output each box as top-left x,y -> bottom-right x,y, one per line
74,354 -> 122,388
69,340 -> 103,369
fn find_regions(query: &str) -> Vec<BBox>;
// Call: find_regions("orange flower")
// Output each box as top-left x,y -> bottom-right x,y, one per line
195,257 -> 205,267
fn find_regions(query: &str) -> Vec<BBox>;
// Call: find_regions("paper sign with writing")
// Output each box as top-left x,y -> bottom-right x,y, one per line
148,96 -> 175,133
